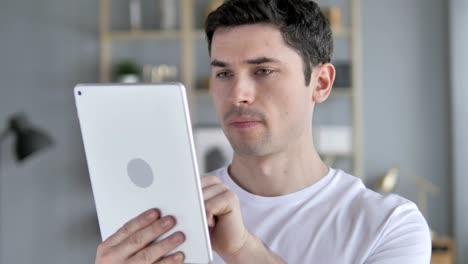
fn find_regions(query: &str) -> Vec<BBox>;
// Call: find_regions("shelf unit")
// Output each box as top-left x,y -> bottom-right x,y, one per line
350,0 -> 364,177
98,0 -> 363,177
99,0 -> 199,106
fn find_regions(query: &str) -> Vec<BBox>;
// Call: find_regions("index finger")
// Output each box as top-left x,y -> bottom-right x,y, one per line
201,175 -> 221,188
103,208 -> 160,247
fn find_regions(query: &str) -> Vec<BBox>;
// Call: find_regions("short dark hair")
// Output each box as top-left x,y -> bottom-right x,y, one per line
205,0 -> 334,85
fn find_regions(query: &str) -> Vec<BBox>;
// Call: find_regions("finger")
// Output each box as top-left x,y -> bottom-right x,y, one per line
203,184 -> 230,227
202,183 -> 229,201
201,175 -> 221,188
113,216 -> 177,259
205,190 -> 238,218
206,214 -> 217,228
129,231 -> 186,264
104,209 -> 160,247
154,251 -> 185,264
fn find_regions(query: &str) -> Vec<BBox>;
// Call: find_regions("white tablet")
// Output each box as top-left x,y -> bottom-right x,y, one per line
74,83 -> 212,263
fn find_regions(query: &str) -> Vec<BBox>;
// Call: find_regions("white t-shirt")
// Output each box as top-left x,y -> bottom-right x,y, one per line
209,167 -> 431,264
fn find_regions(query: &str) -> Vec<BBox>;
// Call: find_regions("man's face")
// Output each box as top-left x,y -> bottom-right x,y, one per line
210,23 -> 315,156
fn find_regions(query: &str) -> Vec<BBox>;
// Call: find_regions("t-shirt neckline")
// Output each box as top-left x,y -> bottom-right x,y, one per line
219,166 -> 337,206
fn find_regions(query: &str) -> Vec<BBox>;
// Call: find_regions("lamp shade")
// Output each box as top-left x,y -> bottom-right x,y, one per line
8,114 -> 53,161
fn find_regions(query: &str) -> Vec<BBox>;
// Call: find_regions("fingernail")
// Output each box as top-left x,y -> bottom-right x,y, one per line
146,210 -> 156,220
161,217 -> 172,228
173,252 -> 184,261
170,232 -> 182,243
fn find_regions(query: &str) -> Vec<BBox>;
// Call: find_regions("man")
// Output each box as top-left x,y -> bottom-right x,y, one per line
95,0 -> 431,263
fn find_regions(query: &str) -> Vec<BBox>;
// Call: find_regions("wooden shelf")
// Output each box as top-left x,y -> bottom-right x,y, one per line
109,30 -> 182,40
431,237 -> 454,264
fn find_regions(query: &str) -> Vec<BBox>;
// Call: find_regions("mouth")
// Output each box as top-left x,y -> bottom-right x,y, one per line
228,116 -> 262,129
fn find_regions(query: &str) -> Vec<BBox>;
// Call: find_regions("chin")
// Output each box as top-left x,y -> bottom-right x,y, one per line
231,141 -> 271,156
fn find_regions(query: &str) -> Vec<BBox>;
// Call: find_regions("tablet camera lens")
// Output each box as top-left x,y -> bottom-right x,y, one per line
78,91 -> 82,96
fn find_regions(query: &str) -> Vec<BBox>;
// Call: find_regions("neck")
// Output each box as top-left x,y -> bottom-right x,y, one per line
228,133 -> 329,197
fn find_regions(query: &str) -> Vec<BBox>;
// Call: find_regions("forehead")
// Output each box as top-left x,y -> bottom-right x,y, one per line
211,24 -> 300,64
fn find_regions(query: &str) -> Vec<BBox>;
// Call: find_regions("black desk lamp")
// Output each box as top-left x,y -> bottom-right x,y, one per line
0,113 -> 53,162
0,113 -> 53,251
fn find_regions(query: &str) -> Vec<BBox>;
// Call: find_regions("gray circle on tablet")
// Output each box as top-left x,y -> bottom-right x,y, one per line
127,158 -> 154,188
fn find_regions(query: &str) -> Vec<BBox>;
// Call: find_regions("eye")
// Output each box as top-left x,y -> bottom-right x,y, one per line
255,68 -> 273,75
216,71 -> 232,79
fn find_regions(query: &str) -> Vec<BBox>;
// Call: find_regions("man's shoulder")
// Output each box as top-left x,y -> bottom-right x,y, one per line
332,170 -> 431,261
330,169 -> 427,235
332,169 -> 416,213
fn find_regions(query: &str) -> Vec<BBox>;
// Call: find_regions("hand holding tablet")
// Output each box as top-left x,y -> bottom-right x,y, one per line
95,208 -> 187,263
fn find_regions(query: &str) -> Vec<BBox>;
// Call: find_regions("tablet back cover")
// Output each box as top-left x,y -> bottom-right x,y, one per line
74,83 -> 212,263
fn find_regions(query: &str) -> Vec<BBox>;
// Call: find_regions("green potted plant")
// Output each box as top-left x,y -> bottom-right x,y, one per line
113,60 -> 141,83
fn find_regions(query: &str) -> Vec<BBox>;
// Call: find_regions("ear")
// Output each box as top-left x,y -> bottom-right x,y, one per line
311,63 -> 335,103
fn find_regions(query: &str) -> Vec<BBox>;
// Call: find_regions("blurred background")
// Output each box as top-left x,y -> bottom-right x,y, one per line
0,0 -> 466,263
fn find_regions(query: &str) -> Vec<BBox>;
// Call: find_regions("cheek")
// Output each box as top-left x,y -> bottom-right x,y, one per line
271,91 -> 309,124
210,89 -> 228,117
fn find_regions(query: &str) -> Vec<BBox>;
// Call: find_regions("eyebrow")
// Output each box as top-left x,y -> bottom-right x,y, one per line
210,56 -> 281,67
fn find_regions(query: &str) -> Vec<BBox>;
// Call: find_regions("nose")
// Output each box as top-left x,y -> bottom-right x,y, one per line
229,75 -> 256,106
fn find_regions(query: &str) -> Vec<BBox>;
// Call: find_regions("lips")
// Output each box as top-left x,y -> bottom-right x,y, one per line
228,116 -> 262,129
223,107 -> 266,130
230,116 -> 259,123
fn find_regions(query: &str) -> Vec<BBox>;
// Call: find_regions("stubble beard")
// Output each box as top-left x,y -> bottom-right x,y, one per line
225,127 -> 273,156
